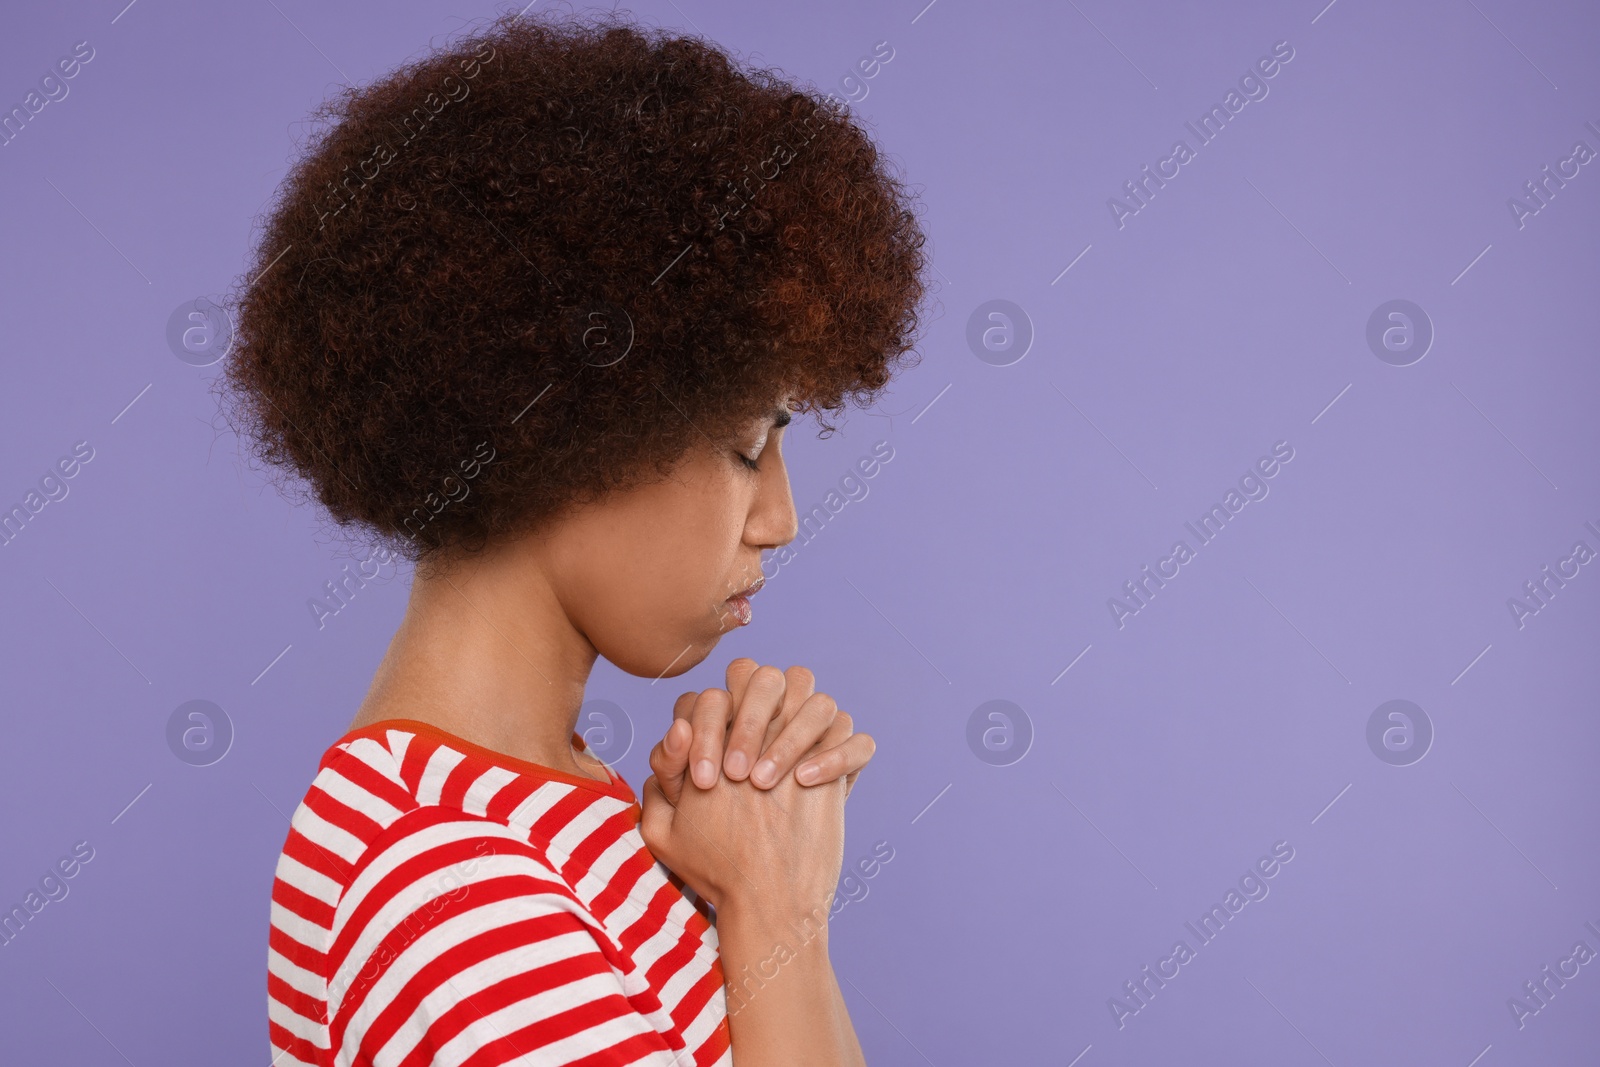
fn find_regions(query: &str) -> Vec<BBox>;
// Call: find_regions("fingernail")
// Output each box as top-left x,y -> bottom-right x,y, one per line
694,759 -> 716,788
796,763 -> 820,785
725,750 -> 748,779
752,759 -> 777,787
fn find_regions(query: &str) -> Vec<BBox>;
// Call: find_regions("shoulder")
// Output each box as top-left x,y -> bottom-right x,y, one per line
273,722 -> 642,955
272,736 -> 618,1059
276,729 -> 427,888
276,724 -> 595,903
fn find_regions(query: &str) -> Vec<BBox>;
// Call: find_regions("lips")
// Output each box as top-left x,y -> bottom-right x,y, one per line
727,575 -> 765,600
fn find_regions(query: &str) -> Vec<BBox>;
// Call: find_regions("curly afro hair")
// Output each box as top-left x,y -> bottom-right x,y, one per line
219,7 -> 931,563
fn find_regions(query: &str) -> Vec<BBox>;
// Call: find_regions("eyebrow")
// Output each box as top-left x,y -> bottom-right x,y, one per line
770,407 -> 792,428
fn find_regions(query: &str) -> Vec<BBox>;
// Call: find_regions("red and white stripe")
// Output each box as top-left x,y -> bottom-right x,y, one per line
267,720 -> 732,1066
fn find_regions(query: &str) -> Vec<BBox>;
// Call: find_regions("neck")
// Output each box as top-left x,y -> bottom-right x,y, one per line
350,537 -> 604,781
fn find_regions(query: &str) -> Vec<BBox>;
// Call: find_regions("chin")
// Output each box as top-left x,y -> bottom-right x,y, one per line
605,633 -> 718,680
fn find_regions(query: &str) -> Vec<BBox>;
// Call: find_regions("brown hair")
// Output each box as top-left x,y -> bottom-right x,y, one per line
220,8 -> 930,561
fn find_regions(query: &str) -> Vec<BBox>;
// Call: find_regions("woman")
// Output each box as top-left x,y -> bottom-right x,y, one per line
223,10 -> 928,1065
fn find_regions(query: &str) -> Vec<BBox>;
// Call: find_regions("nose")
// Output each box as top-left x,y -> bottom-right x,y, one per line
749,462 -> 798,550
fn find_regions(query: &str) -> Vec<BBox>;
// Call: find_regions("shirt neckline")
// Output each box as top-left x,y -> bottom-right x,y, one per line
336,717 -> 635,802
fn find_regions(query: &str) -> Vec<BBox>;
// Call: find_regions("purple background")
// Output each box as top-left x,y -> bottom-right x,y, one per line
2,0 -> 1597,1063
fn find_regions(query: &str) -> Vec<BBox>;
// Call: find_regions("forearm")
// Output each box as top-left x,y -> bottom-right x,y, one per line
822,949 -> 867,1064
716,898 -> 866,1067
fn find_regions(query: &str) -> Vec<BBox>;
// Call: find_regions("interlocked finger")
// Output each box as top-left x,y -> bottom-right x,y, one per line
748,691 -> 838,788
721,664 -> 786,781
794,731 -> 876,795
687,688 -> 733,790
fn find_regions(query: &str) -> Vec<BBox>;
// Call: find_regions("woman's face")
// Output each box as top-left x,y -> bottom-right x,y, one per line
542,403 -> 799,678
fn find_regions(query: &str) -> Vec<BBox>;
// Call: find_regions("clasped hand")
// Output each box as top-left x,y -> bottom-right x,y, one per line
639,658 -> 875,915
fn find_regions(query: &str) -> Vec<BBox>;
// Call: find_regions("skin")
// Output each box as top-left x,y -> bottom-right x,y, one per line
349,396 -> 872,1065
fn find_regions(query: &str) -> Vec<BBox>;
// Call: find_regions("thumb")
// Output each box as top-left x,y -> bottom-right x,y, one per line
638,773 -> 676,854
652,717 -> 692,805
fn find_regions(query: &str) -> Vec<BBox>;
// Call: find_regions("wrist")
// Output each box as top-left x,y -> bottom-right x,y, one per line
717,893 -> 835,953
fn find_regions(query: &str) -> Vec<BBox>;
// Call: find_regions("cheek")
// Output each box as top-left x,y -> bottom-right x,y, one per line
656,505 -> 744,607
579,507 -> 745,675
582,452 -> 751,627
615,485 -> 742,613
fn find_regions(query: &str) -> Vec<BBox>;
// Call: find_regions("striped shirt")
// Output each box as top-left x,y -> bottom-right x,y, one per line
267,718 -> 732,1066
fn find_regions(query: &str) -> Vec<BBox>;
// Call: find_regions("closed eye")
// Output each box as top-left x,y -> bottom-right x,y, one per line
734,406 -> 788,473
